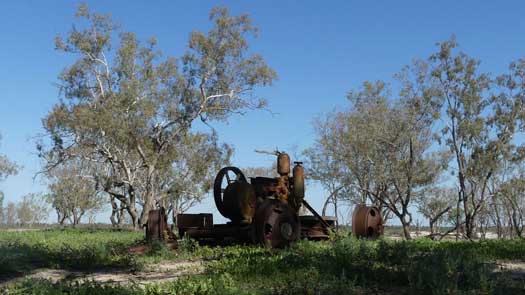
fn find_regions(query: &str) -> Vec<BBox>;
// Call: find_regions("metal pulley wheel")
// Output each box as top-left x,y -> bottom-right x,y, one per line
253,199 -> 300,248
351,205 -> 383,238
213,166 -> 247,218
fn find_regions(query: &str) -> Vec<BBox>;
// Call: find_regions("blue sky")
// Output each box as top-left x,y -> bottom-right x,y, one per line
1,1 -> 524,224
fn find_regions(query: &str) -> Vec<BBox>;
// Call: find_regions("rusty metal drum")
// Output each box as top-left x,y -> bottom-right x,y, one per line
222,181 -> 257,223
351,204 -> 384,238
146,207 -> 176,242
277,153 -> 291,176
291,162 -> 305,210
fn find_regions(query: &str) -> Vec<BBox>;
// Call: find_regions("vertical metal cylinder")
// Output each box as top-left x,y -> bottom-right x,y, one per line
292,162 -> 305,200
277,153 -> 291,176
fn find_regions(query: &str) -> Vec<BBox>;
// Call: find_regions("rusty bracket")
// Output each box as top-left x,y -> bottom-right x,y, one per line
301,199 -> 333,230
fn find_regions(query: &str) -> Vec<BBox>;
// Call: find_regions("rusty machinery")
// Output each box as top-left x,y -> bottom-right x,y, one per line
146,207 -> 177,242
351,204 -> 384,238
177,151 -> 338,248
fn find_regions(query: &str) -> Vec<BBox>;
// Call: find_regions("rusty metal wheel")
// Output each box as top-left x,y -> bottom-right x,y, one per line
253,199 -> 300,248
214,166 -> 247,218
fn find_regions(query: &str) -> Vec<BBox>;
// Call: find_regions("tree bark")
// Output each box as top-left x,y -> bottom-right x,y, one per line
109,196 -> 118,227
428,206 -> 452,239
402,222 -> 412,240
139,166 -> 156,227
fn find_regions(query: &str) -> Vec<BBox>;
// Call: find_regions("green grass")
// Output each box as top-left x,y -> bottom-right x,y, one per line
195,237 -> 525,294
0,228 -> 143,276
1,229 -> 524,294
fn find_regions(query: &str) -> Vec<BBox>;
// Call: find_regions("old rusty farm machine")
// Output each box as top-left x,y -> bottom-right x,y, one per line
146,151 -> 384,248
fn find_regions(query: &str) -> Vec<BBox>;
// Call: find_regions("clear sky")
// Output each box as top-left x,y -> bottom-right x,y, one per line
1,1 -> 524,225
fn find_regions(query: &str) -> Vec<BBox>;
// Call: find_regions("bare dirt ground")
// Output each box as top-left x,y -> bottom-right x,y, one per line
2,228 -> 41,232
496,261 -> 525,280
4,257 -> 524,288
389,230 -> 502,240
2,260 -> 204,287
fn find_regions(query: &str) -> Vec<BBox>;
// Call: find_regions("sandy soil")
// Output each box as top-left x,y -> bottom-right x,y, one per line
389,230 -> 502,240
496,261 -> 525,280
2,260 -> 203,287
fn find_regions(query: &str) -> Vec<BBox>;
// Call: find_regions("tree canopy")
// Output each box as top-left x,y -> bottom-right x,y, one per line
39,4 -> 276,227
306,37 -> 525,239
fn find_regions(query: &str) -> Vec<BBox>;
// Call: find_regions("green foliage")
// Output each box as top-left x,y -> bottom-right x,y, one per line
144,240 -> 176,260
0,133 -> 19,183
15,193 -> 50,226
426,37 -> 525,238
45,158 -> 104,226
306,36 -> 525,241
0,133 -> 19,215
153,273 -> 248,295
0,229 -> 142,276
41,4 -> 276,227
3,279 -> 143,295
305,74 -> 449,239
407,249 -> 492,293
178,236 -> 199,254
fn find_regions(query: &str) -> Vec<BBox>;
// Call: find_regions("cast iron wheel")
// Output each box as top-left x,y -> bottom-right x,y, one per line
213,166 -> 247,218
253,199 -> 300,248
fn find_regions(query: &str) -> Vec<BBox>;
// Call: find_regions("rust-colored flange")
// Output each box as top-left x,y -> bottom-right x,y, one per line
253,199 -> 300,248
351,205 -> 384,239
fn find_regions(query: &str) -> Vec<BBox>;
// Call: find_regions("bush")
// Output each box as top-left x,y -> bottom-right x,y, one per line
178,237 -> 199,254
407,250 -> 492,293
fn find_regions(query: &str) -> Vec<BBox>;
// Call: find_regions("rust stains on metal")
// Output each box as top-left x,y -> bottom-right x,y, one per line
173,150 -> 340,248
277,152 -> 291,176
291,161 -> 305,210
351,204 -> 384,239
299,215 -> 337,240
253,199 -> 300,248
146,207 -> 177,243
213,166 -> 248,220
176,213 -> 213,238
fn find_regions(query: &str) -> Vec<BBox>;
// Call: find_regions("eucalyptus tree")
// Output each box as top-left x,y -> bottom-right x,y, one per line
156,132 -> 231,224
0,133 -> 18,224
46,159 -> 104,226
0,134 -> 18,182
486,161 -> 515,238
488,160 -> 525,238
498,177 -> 525,238
308,77 -> 445,239
40,5 -> 276,227
16,193 -> 49,226
429,38 -> 525,238
304,139 -> 352,225
417,187 -> 455,239
0,194 -> 3,224
4,202 -> 17,225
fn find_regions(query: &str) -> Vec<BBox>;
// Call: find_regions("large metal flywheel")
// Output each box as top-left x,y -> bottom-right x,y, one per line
252,199 -> 300,248
213,166 -> 247,218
